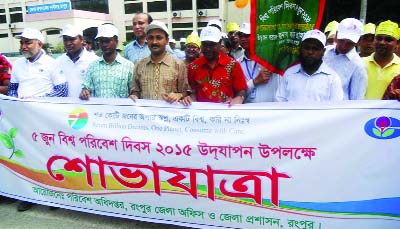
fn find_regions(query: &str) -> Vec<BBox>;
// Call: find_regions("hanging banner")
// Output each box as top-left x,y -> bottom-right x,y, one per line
0,96 -> 399,229
250,0 -> 326,75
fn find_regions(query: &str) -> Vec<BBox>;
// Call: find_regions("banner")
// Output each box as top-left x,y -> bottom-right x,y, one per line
0,96 -> 399,229
27,1 -> 71,14
250,0 -> 325,75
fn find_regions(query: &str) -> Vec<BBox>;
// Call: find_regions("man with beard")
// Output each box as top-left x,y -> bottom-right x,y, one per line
184,26 -> 247,106
226,22 -> 244,59
276,29 -> 343,101
80,24 -> 134,99
364,20 -> 400,99
184,33 -> 201,66
9,28 -> 67,99
130,21 -> 190,103
237,23 -> 280,103
358,23 -> 376,57
323,18 -> 367,100
53,24 -> 98,98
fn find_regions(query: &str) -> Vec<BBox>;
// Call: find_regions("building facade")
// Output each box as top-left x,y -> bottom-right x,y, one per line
0,0 -> 250,54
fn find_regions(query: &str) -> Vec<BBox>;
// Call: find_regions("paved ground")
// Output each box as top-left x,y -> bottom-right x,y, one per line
0,198 -> 184,229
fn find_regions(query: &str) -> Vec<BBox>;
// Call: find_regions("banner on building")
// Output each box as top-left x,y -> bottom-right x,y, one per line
0,96 -> 399,229
27,1 -> 71,14
250,0 -> 326,75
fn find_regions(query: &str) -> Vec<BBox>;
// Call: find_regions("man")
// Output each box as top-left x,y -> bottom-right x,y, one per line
9,28 -> 67,99
130,21 -> 190,103
226,22 -> 244,59
80,24 -> 134,99
323,18 -> 367,100
364,20 -> 400,99
8,28 -> 67,211
358,23 -> 376,57
276,29 -> 343,102
185,26 -> 247,106
324,20 -> 339,46
124,12 -> 153,64
0,53 -> 11,95
170,38 -> 185,60
237,23 -> 280,103
53,24 -> 98,98
184,33 -> 201,66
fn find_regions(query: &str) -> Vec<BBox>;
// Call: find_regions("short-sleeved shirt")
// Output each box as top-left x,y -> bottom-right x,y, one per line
238,55 -> 281,103
276,62 -> 344,102
10,50 -> 63,97
323,46 -> 367,100
131,53 -> 190,100
53,49 -> 98,98
82,53 -> 134,98
124,40 -> 150,65
188,54 -> 248,102
363,54 -> 400,99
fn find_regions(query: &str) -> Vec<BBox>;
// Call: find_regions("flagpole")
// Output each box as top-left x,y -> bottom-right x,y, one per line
360,0 -> 367,23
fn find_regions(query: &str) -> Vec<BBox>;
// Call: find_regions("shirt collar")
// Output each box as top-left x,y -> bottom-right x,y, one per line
66,47 -> 84,63
100,53 -> 123,64
133,40 -> 148,48
146,53 -> 174,66
26,49 -> 45,63
298,62 -> 331,76
367,53 -> 400,66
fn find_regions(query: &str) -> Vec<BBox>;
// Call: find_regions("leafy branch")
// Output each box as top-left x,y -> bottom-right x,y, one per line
0,128 -> 24,159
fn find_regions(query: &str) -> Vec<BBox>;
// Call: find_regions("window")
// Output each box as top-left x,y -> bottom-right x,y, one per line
125,2 -> 143,14
147,1 -> 167,13
171,0 -> 192,11
0,34 -> 8,38
71,0 -> 109,14
197,0 -> 218,9
47,30 -> 61,35
0,9 -> 5,13
172,22 -> 193,28
0,15 -> 6,24
10,13 -> 23,23
9,7 -> 22,12
172,30 -> 192,40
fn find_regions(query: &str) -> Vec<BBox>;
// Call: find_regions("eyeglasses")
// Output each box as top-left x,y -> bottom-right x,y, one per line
375,36 -> 396,43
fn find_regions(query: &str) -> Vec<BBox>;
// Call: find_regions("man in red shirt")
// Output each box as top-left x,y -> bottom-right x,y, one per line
184,26 -> 247,106
0,53 -> 11,95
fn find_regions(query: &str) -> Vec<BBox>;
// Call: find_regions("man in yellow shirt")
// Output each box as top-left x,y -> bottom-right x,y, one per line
364,20 -> 400,99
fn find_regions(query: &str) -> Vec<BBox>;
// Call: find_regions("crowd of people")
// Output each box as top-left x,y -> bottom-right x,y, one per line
1,12 -> 400,211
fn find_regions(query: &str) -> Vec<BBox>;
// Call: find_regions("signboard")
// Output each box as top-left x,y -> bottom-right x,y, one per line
250,0 -> 326,75
27,1 -> 71,14
0,96 -> 399,228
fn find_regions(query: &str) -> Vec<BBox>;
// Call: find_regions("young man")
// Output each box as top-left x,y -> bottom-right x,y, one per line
276,30 -> 343,101
9,28 -> 67,99
130,21 -> 190,103
184,33 -> 201,66
364,20 -> 400,99
0,53 -> 11,95
53,24 -> 98,98
80,24 -> 134,99
184,26 -> 247,106
237,23 -> 280,103
323,18 -> 367,100
358,23 -> 376,57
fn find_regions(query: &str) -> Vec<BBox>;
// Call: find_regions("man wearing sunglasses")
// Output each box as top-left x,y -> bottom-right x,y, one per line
323,18 -> 367,100
79,24 -> 134,100
364,20 -> 400,99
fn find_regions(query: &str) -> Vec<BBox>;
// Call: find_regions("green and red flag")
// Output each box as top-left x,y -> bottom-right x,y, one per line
250,0 -> 326,75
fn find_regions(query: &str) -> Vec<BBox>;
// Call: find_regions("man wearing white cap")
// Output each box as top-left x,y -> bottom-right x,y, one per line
53,24 -> 98,98
237,23 -> 281,103
80,24 -> 134,99
323,18 -> 367,100
130,21 -> 190,103
9,28 -> 67,99
184,26 -> 247,106
171,38 -> 185,60
276,29 -> 343,101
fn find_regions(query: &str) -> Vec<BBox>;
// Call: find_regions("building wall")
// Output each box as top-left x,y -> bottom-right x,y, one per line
0,0 -> 251,54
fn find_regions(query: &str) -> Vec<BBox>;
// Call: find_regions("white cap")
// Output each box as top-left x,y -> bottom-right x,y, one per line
207,19 -> 222,31
169,38 -> 176,43
302,29 -> 326,47
239,23 -> 251,35
200,26 -> 222,43
179,38 -> 186,43
96,24 -> 119,38
15,28 -> 44,43
337,18 -> 363,43
145,20 -> 169,36
191,31 -> 199,37
61,24 -> 83,37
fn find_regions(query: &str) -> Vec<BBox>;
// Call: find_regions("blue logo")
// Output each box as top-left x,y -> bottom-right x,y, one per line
364,116 -> 400,139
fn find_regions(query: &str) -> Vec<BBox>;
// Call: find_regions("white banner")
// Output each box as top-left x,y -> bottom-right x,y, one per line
0,96 -> 399,229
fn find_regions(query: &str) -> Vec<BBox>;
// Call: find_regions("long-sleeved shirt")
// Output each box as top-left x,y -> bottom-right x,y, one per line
276,62 -> 343,102
323,45 -> 368,100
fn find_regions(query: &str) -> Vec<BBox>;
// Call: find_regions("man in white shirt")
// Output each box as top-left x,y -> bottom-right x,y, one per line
323,18 -> 367,100
276,29 -> 343,102
237,23 -> 281,103
53,24 -> 98,98
9,28 -> 67,98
